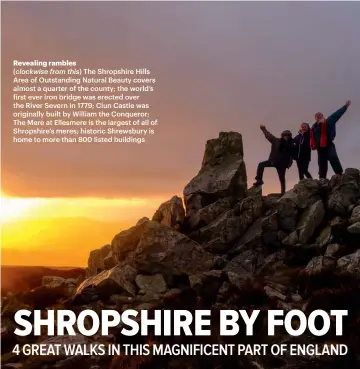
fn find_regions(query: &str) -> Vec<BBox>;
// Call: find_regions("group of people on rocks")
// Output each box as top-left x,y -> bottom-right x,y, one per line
253,100 -> 352,194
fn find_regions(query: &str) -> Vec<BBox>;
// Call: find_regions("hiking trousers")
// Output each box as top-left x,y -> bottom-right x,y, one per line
317,143 -> 343,179
256,160 -> 287,194
296,158 -> 312,180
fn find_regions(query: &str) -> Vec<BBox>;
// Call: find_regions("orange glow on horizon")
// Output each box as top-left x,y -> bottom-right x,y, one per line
0,193 -> 173,267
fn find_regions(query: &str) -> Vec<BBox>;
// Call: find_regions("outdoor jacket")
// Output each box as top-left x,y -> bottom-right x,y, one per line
311,105 -> 348,149
293,131 -> 311,161
262,128 -> 293,168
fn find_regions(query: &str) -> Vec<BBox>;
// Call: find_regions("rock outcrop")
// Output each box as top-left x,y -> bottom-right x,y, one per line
183,132 -> 247,225
76,264 -> 138,301
41,276 -> 77,298
337,249 -> 360,278
131,221 -> 217,276
2,131 -> 360,369
86,244 -> 113,277
152,195 -> 185,230
326,169 -> 360,215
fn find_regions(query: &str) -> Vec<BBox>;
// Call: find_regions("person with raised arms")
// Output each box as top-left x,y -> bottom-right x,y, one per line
310,100 -> 351,179
253,126 -> 293,194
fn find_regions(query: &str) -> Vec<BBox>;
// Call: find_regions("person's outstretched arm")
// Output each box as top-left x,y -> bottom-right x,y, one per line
260,125 -> 276,143
327,100 -> 351,126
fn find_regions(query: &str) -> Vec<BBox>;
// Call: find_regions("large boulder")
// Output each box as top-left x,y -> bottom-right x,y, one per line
224,247 -> 265,276
301,256 -> 336,276
185,197 -> 233,231
189,270 -> 223,298
183,132 -> 247,216
42,276 -> 65,288
275,194 -> 298,232
275,180 -> 322,232
42,276 -> 77,298
297,200 -> 325,243
261,212 -> 278,232
111,218 -> 150,263
282,230 -> 299,246
152,196 -> 185,230
327,169 -> 360,215
196,209 -> 239,245
348,222 -> 360,234
197,195 -> 263,248
315,225 -> 332,247
261,212 -> 279,247
292,179 -> 322,209
135,274 -> 168,295
76,264 -> 138,299
325,244 -> 346,258
337,249 -> 360,278
87,244 -> 113,277
350,205 -> 360,224
103,251 -> 117,270
237,217 -> 264,248
109,219 -> 218,277
131,221 -> 217,276
225,217 -> 264,260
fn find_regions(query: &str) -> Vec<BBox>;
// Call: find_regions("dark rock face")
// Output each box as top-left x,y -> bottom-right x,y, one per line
297,200 -> 325,243
185,197 -> 233,231
152,195 -> 185,230
2,133 -> 360,369
337,249 -> 360,278
86,244 -> 112,277
135,274 -> 168,294
196,195 -> 264,253
301,256 -> 337,276
131,221 -> 217,276
350,205 -> 360,224
76,264 -> 138,299
183,132 -> 247,219
327,168 -> 360,215
111,218 -> 150,263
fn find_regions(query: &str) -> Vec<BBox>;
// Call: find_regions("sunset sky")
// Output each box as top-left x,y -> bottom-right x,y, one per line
1,2 -> 360,266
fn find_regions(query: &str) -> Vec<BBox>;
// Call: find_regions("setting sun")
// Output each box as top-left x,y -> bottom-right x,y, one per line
0,193 -> 169,266
1,194 -> 43,222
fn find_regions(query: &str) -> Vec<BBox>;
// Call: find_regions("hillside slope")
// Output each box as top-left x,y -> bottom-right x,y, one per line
2,132 -> 360,369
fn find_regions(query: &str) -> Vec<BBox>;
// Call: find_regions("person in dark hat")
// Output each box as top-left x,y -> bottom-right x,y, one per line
310,100 -> 351,179
253,126 -> 293,194
293,122 -> 312,180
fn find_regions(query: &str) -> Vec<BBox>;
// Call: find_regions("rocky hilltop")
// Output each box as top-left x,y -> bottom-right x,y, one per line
2,132 -> 360,369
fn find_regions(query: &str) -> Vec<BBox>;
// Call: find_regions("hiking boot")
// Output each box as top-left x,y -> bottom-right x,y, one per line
253,180 -> 264,187
319,178 -> 329,188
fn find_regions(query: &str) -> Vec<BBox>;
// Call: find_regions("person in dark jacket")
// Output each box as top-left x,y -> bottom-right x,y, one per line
253,125 -> 293,194
310,100 -> 351,179
293,123 -> 312,180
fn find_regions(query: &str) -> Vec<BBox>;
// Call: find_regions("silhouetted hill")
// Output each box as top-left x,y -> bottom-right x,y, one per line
1,265 -> 84,295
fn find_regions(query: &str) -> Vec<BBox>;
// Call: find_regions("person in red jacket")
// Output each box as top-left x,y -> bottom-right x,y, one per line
310,100 -> 351,179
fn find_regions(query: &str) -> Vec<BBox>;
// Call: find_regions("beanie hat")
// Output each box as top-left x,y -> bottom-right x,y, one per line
281,130 -> 292,137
